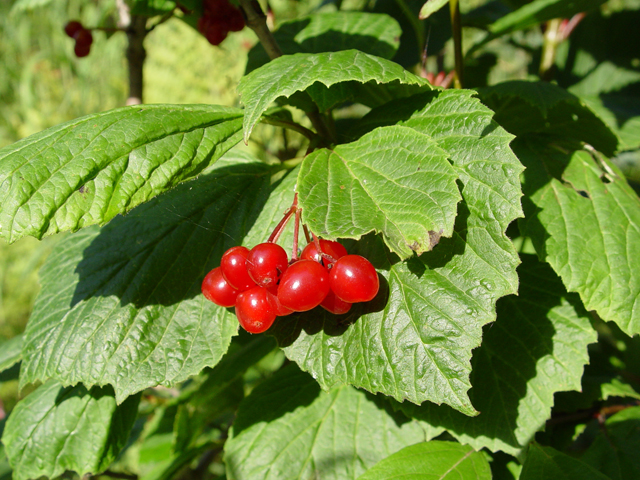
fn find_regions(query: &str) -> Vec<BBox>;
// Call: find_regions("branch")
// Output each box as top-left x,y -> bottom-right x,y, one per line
449,0 -> 464,88
260,116 -> 317,141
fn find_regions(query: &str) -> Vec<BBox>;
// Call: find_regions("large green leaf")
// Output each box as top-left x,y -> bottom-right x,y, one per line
0,105 -> 243,243
579,94 -> 640,151
517,141 -> 640,335
246,12 -> 402,73
2,380 -> 140,480
237,50 -> 431,142
19,153 -> 274,402
357,441 -> 491,480
9,0 -> 53,14
0,334 -> 22,373
478,81 -> 619,156
298,125 -> 461,259
520,443 -> 611,480
398,254 -> 597,455
270,89 -> 523,415
224,364 -> 427,480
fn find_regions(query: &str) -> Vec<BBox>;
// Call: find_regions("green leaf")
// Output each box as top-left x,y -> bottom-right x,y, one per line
581,406 -> 640,480
2,380 -> 140,480
0,104 -> 243,243
237,50 -> 431,142
273,90 -> 523,415
520,443 -> 611,480
357,441 -> 491,480
399,254 -> 597,455
298,125 -> 461,259
579,94 -> 640,151
9,0 -> 53,14
131,0 -> 177,16
246,12 -> 402,73
517,142 -> 640,335
19,153 -> 274,402
224,364 -> 427,480
0,334 -> 22,373
478,81 -> 619,156
488,0 -> 607,38
419,0 -> 450,20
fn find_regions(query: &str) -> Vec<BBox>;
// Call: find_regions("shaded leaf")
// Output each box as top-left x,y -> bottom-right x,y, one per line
2,380 -> 140,480
419,0 -> 449,20
19,153 -> 274,402
238,50 -> 431,142
399,254 -> 597,455
246,12 -> 402,73
273,90 -> 522,415
517,141 -> 640,335
224,364 -> 427,480
357,441 -> 491,480
298,125 -> 461,259
0,105 -> 243,243
520,443 -> 611,480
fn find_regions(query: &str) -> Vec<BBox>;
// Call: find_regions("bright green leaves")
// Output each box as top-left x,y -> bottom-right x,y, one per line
246,12 -> 402,72
518,142 -> 640,335
298,126 -> 461,259
2,380 -> 140,480
237,50 -> 431,142
0,104 -> 243,243
19,154 -> 273,402
358,442 -> 491,480
224,364 -> 427,480
399,255 -> 596,455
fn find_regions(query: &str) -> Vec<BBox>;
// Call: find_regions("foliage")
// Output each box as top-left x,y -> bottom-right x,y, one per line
1,0 -> 640,479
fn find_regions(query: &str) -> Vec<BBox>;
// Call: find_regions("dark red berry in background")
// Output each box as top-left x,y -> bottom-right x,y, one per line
65,20 -> 83,38
278,260 -> 330,312
246,243 -> 288,288
74,41 -> 91,58
220,246 -> 255,291
224,5 -> 245,32
330,255 -> 379,303
201,267 -> 239,307
235,286 -> 276,333
320,290 -> 352,315
204,24 -> 228,46
73,29 -> 93,57
301,239 -> 348,265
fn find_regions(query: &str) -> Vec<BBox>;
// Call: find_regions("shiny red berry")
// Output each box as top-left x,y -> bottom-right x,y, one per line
246,243 -> 289,288
201,267 -> 239,307
330,255 -> 379,303
320,290 -> 352,315
301,239 -> 348,265
235,286 -> 277,333
220,246 -> 255,291
277,260 -> 330,312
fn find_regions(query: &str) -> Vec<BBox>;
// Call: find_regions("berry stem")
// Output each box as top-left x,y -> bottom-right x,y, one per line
292,205 -> 301,262
260,115 -> 317,141
312,232 -> 337,265
303,224 -> 312,244
267,193 -> 298,243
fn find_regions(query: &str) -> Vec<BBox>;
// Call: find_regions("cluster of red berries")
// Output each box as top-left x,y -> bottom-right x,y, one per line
197,0 -> 245,46
202,239 -> 379,334
64,21 -> 93,58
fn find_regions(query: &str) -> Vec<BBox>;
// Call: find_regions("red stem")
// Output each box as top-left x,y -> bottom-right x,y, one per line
303,224 -> 312,244
267,194 -> 298,243
291,208 -> 301,261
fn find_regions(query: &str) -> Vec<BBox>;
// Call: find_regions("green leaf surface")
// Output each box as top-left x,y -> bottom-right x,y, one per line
419,0 -> 450,20
273,90 -> 523,415
2,380 -> 140,480
580,94 -> 640,151
581,406 -> 640,480
237,50 -> 431,142
224,364 -> 427,480
398,254 -> 597,455
246,12 -> 402,73
520,443 -> 611,480
0,104 -> 243,243
478,81 -> 618,156
9,0 -> 53,14
488,0 -> 607,37
19,153 -> 274,402
131,0 -> 177,15
298,125 -> 461,259
517,141 -> 640,335
0,334 -> 22,373
357,441 -> 491,480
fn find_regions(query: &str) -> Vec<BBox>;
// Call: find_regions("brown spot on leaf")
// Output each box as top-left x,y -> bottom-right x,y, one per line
340,185 -> 345,190
428,229 -> 443,250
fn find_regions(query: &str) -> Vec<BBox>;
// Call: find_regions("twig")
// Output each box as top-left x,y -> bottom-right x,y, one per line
539,18 -> 561,81
260,116 -> 317,141
449,0 -> 464,88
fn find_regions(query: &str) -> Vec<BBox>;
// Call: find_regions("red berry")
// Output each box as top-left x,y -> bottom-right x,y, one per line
65,20 -> 83,38
201,267 -> 239,307
246,243 -> 289,288
301,239 -> 348,265
204,23 -> 228,45
220,246 -> 255,291
225,6 -> 245,32
75,28 -> 93,47
330,255 -> 379,303
235,286 -> 277,333
74,40 -> 91,58
320,290 -> 352,315
266,286 -> 294,316
277,260 -> 330,312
